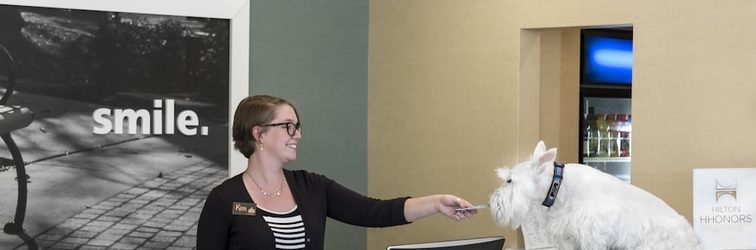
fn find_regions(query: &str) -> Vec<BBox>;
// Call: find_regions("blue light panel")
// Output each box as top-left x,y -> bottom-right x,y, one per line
583,36 -> 633,85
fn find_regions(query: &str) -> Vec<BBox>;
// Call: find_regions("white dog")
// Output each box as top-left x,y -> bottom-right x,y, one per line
489,141 -> 704,250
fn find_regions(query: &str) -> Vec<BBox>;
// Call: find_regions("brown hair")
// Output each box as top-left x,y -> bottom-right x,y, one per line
232,95 -> 299,158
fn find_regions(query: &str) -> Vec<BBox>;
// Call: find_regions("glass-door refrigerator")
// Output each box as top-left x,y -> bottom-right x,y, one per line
580,94 -> 631,183
578,28 -> 633,183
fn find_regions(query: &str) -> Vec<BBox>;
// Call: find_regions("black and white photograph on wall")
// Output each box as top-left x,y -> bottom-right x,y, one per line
1,4 -> 231,249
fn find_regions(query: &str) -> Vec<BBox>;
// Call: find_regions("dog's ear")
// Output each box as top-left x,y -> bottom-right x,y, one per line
533,140 -> 547,157
539,147 -> 557,164
533,147 -> 557,174
495,167 -> 511,181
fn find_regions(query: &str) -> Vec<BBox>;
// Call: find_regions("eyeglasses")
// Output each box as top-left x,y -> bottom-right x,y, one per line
262,122 -> 302,136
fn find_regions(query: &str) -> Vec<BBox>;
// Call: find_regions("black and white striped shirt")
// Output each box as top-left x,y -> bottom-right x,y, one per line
259,206 -> 306,249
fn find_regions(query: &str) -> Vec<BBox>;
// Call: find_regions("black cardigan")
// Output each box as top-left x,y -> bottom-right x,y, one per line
196,169 -> 411,250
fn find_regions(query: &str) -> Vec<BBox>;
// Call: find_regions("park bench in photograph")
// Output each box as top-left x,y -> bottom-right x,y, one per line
0,43 -> 33,235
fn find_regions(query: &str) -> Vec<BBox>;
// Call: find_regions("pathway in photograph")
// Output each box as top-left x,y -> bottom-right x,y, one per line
13,161 -> 226,250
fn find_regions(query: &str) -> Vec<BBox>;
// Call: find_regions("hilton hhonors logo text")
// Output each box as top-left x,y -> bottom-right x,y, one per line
693,168 -> 756,249
699,179 -> 752,224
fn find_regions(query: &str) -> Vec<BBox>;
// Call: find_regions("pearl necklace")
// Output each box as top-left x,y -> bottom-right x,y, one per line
246,171 -> 286,198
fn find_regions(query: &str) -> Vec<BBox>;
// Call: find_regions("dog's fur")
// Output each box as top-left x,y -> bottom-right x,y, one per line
489,141 -> 703,250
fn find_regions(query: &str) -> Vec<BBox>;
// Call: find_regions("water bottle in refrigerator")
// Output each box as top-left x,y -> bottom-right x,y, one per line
618,114 -> 631,157
596,114 -> 609,157
607,114 -> 619,157
584,107 -> 598,157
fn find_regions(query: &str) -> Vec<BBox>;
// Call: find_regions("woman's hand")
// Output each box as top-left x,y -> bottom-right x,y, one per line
404,194 -> 478,222
440,195 -> 477,221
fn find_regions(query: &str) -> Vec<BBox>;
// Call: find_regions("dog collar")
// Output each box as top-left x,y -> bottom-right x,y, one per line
541,162 -> 564,208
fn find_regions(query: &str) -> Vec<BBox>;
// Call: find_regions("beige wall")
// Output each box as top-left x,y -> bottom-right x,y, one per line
369,0 -> 756,249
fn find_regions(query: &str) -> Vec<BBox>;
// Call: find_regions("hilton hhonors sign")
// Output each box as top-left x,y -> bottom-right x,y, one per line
693,168 -> 756,249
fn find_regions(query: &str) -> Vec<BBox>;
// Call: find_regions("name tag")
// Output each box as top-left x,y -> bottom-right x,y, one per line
232,202 -> 257,216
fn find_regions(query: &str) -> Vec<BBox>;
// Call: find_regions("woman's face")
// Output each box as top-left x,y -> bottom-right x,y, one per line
262,105 -> 301,163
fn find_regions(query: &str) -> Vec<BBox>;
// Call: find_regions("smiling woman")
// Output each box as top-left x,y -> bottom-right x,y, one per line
197,95 -> 479,250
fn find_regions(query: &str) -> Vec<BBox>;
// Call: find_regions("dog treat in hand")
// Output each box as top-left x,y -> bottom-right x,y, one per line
455,204 -> 488,211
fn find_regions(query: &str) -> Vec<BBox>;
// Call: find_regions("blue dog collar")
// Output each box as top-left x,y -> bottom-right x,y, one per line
541,162 -> 564,208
